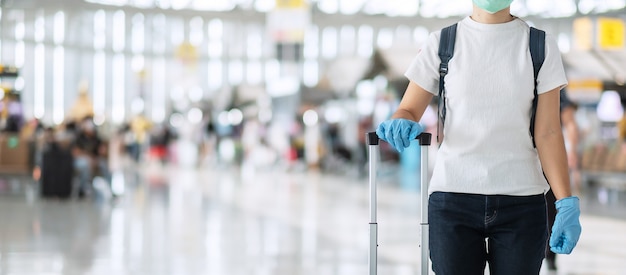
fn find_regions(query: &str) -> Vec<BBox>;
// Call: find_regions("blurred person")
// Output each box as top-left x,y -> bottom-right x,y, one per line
72,118 -> 102,198
0,93 -> 24,132
95,139 -> 116,199
123,115 -> 152,163
148,124 -> 173,164
375,1 -> 581,274
199,119 -> 217,166
545,88 -> 580,270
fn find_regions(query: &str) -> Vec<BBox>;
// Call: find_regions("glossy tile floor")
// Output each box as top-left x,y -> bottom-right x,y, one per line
1,162 -> 626,275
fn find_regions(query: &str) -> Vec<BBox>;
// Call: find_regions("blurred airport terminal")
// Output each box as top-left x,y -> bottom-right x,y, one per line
0,0 -> 625,274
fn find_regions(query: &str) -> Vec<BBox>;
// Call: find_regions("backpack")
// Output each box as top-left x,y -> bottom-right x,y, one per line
437,23 -> 546,147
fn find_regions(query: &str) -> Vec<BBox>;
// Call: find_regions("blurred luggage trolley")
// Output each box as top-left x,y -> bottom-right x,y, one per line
366,132 -> 432,275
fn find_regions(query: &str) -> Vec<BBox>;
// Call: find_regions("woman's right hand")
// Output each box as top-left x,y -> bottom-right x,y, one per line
375,119 -> 424,153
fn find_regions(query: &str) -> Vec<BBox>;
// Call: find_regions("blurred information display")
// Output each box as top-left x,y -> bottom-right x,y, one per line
567,79 -> 603,102
598,17 -> 625,50
267,0 -> 309,43
573,17 -> 625,51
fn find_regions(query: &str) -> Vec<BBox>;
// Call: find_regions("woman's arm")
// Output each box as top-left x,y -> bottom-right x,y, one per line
534,88 -> 572,200
391,81 -> 434,121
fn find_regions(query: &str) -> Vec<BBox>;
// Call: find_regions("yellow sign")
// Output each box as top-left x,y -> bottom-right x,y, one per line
597,17 -> 625,50
276,0 -> 306,9
568,79 -> 603,91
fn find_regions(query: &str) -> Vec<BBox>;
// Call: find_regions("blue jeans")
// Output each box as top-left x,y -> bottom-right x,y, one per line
428,192 -> 547,275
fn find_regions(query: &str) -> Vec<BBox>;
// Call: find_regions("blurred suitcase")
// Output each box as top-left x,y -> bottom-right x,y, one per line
366,132 -> 432,275
40,143 -> 74,199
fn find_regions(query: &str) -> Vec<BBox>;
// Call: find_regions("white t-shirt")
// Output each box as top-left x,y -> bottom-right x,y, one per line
405,17 -> 567,196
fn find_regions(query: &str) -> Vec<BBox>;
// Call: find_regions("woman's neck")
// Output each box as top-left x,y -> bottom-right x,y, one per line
470,5 -> 514,24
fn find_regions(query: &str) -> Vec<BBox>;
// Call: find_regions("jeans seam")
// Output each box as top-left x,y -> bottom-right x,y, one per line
485,197 -> 498,226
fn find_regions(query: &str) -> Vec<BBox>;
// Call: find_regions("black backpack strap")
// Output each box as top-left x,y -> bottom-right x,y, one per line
437,23 -> 457,144
529,27 -> 545,148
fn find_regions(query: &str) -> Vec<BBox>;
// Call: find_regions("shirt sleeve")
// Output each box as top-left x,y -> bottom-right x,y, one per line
404,31 -> 442,96
536,34 -> 568,94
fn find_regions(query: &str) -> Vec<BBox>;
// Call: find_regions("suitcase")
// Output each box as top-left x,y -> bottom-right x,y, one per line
40,143 -> 75,199
366,132 -> 432,275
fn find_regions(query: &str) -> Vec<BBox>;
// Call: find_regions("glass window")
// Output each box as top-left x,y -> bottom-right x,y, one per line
112,54 -> 126,124
34,11 -> 45,43
264,59 -> 280,84
376,28 -> 393,49
169,17 -> 185,46
357,25 -> 373,58
208,19 -> 223,58
15,41 -> 24,68
132,13 -> 145,53
394,25 -> 412,47
113,10 -> 126,52
413,26 -> 429,46
93,51 -> 106,119
14,14 -> 25,68
208,19 -> 223,40
34,44 -> 45,119
152,58 -> 167,123
54,11 -> 65,45
208,41 -> 223,59
246,61 -> 262,85
246,26 -> 263,59
303,25 -> 319,59
208,60 -> 223,89
339,25 -> 356,57
53,46 -> 65,125
228,60 -> 243,85
190,16 -> 204,46
321,27 -> 337,59
152,13 -> 167,53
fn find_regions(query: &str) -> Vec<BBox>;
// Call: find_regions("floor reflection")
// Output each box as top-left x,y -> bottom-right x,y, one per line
1,163 -> 625,275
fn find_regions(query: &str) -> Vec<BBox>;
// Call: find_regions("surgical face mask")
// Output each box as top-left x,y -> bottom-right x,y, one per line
472,0 -> 514,14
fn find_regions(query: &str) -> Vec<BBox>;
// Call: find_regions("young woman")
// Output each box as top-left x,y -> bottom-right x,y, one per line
375,1 -> 582,274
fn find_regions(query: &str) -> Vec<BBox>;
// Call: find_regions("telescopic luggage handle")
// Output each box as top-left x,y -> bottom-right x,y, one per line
366,132 -> 432,146
366,132 -> 432,275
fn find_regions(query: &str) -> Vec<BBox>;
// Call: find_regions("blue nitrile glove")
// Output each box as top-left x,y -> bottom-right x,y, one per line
550,196 -> 582,254
375,119 -> 424,153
